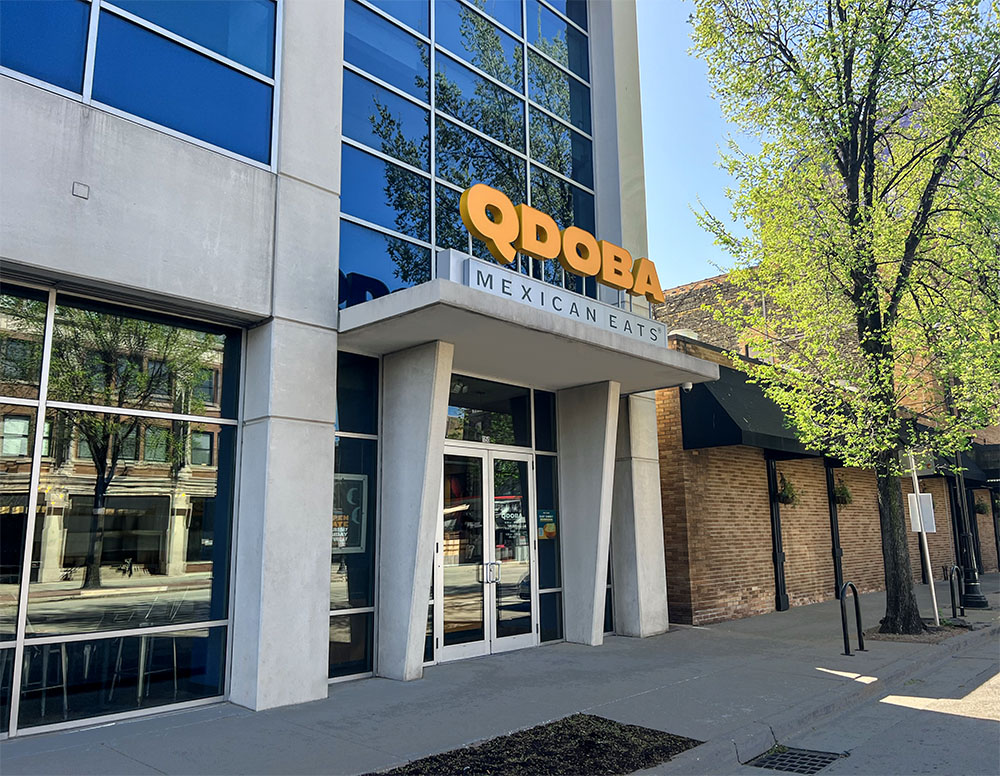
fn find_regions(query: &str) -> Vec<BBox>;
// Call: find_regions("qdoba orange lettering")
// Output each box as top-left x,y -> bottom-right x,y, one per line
460,184 -> 518,264
629,257 -> 665,304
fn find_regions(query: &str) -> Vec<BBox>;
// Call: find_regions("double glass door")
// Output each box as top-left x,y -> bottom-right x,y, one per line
435,447 -> 537,661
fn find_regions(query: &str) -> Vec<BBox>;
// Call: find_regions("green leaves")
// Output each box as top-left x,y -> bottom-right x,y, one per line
692,0 -> 1000,473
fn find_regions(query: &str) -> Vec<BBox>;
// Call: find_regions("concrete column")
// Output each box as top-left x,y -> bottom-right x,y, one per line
37,490 -> 68,583
165,492 -> 191,577
377,341 -> 454,680
557,380 -> 620,645
227,0 -> 343,712
230,318 -> 338,711
611,392 -> 669,636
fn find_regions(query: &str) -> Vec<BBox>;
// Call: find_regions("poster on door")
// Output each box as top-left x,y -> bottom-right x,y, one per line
332,473 -> 368,553
538,509 -> 557,540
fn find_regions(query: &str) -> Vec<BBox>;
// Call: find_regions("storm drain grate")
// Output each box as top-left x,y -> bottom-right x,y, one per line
748,747 -> 843,774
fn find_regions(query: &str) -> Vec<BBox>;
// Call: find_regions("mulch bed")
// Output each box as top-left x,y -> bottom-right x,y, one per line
367,713 -> 702,776
864,618 -> 973,644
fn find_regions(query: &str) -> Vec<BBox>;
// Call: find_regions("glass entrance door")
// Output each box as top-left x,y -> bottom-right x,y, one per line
436,448 -> 537,662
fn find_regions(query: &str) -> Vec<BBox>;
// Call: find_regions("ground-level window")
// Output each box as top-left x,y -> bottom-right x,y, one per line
330,352 -> 379,679
0,281 -> 240,736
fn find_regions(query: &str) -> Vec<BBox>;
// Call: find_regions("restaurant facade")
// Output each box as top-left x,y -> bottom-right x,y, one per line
0,0 -> 719,736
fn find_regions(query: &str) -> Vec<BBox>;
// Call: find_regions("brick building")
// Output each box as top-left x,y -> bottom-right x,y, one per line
653,276 -> 999,625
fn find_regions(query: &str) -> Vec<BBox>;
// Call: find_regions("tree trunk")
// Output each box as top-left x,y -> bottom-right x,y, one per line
875,450 -> 924,634
81,483 -> 107,590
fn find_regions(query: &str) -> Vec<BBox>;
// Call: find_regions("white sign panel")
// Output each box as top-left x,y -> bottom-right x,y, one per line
463,258 -> 667,346
907,493 -> 936,533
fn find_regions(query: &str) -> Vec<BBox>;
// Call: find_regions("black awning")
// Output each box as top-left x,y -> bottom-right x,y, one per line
680,365 -> 812,455
941,447 -> 991,485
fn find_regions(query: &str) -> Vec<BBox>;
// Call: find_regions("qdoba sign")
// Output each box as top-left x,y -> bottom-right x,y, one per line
459,183 -> 666,304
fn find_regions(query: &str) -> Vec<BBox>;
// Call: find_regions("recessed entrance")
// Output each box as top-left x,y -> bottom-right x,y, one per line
434,446 -> 538,661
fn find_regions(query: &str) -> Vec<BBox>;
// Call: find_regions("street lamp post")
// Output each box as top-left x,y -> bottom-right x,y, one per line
954,454 -> 988,609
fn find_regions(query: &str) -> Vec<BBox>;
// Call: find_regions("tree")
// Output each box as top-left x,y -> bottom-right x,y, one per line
6,297 -> 220,589
691,0 -> 1000,632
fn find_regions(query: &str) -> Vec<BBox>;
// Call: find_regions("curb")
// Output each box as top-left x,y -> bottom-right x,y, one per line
655,622 -> 1000,774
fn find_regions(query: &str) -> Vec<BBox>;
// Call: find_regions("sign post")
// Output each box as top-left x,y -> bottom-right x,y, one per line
908,451 -> 939,626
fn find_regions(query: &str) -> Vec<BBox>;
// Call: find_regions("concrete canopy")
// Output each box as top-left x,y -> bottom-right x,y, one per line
338,279 -> 720,394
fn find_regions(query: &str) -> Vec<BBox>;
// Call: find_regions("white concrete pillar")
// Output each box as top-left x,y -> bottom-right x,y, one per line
37,491 -> 67,583
611,392 -> 669,636
165,492 -> 191,577
557,380 -> 620,645
229,318 -> 338,711
377,341 -> 454,680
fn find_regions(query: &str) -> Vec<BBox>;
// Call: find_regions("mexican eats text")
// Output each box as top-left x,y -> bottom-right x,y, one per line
459,184 -> 666,305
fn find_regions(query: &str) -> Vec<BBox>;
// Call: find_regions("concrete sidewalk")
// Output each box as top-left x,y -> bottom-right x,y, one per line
2,575 -> 997,775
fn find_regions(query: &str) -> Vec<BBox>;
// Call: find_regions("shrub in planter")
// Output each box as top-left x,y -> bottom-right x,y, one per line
777,473 -> 798,505
833,478 -> 853,505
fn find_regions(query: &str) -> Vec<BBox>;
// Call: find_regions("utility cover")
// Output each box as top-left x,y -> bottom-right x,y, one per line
748,747 -> 844,774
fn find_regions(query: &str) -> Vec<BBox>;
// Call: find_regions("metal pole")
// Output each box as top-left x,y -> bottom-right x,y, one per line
908,453 -> 939,626
954,454 -> 989,608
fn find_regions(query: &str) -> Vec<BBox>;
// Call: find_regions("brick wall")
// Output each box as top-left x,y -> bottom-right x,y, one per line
901,477 -> 957,581
973,488 -> 998,573
775,458 -> 836,606
656,387 -> 693,623
833,468 -> 884,594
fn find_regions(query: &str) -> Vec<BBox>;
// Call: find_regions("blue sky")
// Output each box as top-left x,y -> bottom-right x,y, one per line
636,0 -> 740,289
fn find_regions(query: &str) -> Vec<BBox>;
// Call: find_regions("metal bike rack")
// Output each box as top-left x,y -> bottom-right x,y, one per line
839,581 -> 866,656
943,565 -> 965,619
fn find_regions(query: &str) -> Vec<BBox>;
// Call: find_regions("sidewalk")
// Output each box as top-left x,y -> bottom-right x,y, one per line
2,574 -> 997,775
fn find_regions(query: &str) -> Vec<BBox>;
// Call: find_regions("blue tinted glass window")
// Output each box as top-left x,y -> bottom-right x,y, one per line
344,70 -> 430,170
92,12 -> 272,163
530,164 -> 594,233
436,0 -> 522,93
543,1 -> 586,30
111,0 -> 275,76
435,53 -> 524,152
526,0 -> 588,80
471,0 -> 522,35
339,221 -> 431,308
345,0 -> 429,101
435,185 -> 470,252
529,107 -> 592,188
336,352 -> 379,435
527,50 -> 590,134
365,0 -> 428,36
332,437 -> 378,610
341,145 -> 430,241
436,116 -> 526,202
0,0 -> 89,93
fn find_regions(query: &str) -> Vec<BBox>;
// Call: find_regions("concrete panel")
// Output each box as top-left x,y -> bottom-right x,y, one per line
377,341 -> 455,680
243,318 -> 338,425
231,416 -> 336,710
0,77 -> 274,319
272,177 -> 340,329
276,0 -> 343,193
612,393 -> 669,637
557,380 -> 621,645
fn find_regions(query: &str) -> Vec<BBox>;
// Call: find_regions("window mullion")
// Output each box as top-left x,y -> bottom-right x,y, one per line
82,0 -> 103,99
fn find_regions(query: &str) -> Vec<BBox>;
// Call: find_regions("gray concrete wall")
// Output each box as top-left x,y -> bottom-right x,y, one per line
0,76 -> 275,320
612,392 -> 670,636
557,380 -> 621,645
377,341 -> 455,680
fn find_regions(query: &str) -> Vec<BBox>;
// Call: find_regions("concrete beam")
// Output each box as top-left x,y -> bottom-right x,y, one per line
612,392 -> 670,637
377,341 -> 455,680
557,380 -> 621,645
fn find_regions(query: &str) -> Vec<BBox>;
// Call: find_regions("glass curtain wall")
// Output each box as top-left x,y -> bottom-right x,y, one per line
0,283 -> 239,736
330,352 -> 379,679
0,0 -> 277,164
339,0 -> 596,308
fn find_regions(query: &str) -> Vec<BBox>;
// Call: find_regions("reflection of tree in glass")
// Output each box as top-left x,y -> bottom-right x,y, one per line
11,301 -> 219,589
0,294 -> 45,396
364,0 -> 589,293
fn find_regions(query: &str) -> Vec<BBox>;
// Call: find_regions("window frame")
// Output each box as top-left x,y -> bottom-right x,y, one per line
0,0 -> 282,171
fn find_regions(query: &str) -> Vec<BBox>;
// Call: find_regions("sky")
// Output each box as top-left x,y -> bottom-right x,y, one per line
635,0 -> 742,290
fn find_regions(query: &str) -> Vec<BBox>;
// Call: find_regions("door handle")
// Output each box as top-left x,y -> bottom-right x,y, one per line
492,561 -> 501,583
